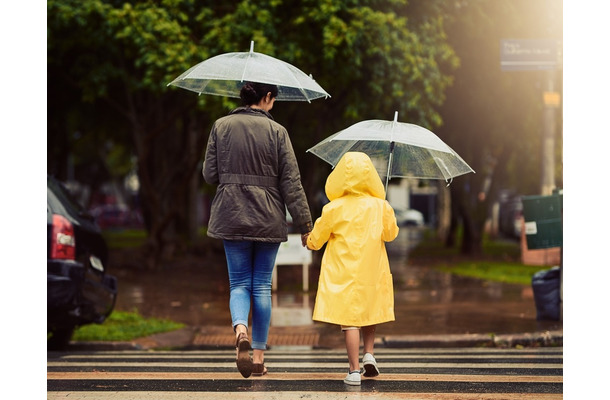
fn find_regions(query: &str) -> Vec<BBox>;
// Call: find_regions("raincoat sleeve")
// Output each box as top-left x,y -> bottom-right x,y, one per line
202,125 -> 219,184
382,200 -> 399,242
306,206 -> 333,251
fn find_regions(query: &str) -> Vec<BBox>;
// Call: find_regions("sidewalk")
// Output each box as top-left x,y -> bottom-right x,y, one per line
69,325 -> 563,351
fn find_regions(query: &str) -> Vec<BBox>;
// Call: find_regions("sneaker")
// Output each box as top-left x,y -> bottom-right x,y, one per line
343,370 -> 361,386
362,353 -> 379,377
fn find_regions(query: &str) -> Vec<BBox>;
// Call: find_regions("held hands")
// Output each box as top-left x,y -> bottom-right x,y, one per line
301,232 -> 310,248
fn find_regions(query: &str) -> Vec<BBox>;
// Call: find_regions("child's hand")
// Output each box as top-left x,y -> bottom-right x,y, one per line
301,232 -> 310,247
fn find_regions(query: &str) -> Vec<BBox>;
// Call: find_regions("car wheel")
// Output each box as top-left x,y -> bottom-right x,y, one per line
47,326 -> 75,350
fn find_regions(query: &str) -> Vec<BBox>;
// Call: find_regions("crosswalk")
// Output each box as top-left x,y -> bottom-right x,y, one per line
47,347 -> 563,399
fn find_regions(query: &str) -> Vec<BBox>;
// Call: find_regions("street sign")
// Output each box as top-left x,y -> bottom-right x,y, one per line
500,39 -> 559,71
543,91 -> 561,107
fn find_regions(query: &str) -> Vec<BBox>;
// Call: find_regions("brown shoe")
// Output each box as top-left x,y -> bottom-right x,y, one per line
252,363 -> 267,376
235,332 -> 252,378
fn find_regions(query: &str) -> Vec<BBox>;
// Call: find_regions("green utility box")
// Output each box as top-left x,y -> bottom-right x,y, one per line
521,191 -> 563,250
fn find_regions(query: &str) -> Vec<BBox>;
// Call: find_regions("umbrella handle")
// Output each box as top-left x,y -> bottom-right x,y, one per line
433,157 -> 454,186
384,141 -> 395,198
385,112 -> 398,198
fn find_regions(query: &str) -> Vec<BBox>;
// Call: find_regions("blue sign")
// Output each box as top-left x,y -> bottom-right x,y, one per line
500,39 -> 559,71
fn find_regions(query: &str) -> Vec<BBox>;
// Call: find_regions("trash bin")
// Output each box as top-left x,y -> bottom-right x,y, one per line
521,193 -> 562,250
531,266 -> 561,321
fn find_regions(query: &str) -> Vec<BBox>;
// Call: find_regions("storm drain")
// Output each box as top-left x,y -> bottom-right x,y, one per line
193,326 -> 319,347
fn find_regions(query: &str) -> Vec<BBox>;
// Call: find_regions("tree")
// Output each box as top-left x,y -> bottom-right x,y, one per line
48,0 -> 225,266
47,0 -> 459,267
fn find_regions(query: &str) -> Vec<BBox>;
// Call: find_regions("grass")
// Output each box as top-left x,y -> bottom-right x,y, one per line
72,310 -> 184,342
409,229 -> 556,285
436,261 -> 546,285
102,229 -> 147,249
102,227 -> 209,249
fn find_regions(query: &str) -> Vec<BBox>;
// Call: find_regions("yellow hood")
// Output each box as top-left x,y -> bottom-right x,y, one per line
325,152 -> 386,201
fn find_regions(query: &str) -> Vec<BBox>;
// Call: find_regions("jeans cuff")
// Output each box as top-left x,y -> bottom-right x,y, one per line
232,321 -> 249,331
251,341 -> 267,350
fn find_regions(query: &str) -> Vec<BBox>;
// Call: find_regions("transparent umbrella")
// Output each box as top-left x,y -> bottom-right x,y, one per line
307,111 -> 475,191
167,41 -> 330,102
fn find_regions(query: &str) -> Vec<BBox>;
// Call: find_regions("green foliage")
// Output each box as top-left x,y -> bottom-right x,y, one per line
72,310 -> 184,342
48,0 -> 204,96
48,0 -> 458,154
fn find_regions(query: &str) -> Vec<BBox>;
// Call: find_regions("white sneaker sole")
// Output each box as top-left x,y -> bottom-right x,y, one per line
344,371 -> 361,385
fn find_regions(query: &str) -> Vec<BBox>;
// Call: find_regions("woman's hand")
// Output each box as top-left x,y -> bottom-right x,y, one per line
301,232 -> 310,247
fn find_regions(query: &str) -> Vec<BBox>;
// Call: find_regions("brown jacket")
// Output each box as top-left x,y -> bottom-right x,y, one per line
203,107 -> 312,242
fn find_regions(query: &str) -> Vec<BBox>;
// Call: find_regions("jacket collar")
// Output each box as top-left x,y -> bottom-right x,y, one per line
229,106 -> 275,120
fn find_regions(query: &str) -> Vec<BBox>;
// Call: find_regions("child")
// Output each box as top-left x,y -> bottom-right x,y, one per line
306,152 -> 399,386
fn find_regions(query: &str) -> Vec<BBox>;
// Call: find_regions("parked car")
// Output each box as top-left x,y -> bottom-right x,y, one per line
47,175 -> 118,350
89,203 -> 144,229
394,208 -> 425,227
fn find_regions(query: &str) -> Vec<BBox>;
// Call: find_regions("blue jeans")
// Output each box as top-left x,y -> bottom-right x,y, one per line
223,240 -> 280,350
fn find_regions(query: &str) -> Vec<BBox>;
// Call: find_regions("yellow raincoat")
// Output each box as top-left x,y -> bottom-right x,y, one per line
307,152 -> 399,327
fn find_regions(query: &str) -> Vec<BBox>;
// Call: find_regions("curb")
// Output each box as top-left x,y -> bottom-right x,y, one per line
382,330 -> 563,348
66,328 -> 562,351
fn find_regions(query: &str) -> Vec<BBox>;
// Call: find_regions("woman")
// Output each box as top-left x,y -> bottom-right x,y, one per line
202,82 -> 312,378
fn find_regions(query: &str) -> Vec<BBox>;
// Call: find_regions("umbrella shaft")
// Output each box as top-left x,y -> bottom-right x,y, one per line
384,141 -> 395,198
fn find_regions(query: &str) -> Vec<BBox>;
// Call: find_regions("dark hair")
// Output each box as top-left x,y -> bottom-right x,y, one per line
240,82 -> 279,106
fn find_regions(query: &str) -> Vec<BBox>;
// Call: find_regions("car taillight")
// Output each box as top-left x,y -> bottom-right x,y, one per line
51,214 -> 75,260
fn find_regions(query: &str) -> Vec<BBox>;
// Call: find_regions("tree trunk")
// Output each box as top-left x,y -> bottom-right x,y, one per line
131,103 -> 210,269
456,181 -> 490,257
445,181 -> 485,256
460,206 -> 483,256
445,187 -> 460,248
436,180 -> 451,241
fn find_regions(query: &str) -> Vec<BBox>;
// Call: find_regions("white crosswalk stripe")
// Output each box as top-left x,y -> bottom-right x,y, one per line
48,347 -> 563,399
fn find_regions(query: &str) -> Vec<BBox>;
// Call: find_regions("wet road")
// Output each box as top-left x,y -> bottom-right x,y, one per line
112,228 -> 562,338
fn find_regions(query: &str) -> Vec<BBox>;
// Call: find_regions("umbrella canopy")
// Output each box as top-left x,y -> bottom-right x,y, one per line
307,112 -> 475,190
167,41 -> 330,102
